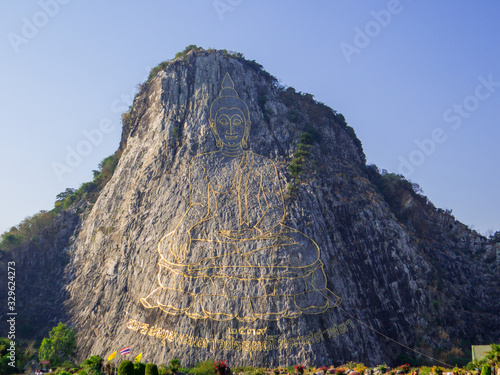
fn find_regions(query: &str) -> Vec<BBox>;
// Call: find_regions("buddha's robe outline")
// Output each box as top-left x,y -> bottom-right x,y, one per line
141,149 -> 341,321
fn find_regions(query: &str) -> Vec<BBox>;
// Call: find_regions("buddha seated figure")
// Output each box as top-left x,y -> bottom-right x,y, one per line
140,73 -> 340,322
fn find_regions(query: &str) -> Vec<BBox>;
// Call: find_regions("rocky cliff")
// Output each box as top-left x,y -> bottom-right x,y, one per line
1,48 -> 498,368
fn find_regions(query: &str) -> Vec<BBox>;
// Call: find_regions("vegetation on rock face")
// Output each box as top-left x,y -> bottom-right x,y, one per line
364,164 -> 446,237
0,149 -> 122,254
289,131 -> 319,178
54,151 -> 121,212
145,45 -> 277,85
0,210 -> 57,252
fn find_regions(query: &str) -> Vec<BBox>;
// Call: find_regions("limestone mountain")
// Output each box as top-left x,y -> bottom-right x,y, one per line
1,48 -> 498,368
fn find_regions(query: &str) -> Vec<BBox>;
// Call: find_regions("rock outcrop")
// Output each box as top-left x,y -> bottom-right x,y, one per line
2,49 -> 498,367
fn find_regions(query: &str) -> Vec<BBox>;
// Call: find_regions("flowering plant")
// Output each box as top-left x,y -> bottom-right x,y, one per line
396,364 -> 410,374
295,364 -> 306,374
214,360 -> 230,375
319,367 -> 329,373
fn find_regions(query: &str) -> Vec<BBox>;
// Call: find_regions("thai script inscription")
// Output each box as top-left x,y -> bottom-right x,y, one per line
227,327 -> 267,336
126,318 -> 355,352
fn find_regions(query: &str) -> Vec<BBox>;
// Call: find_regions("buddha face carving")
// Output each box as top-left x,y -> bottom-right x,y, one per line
209,73 -> 251,149
214,107 -> 246,146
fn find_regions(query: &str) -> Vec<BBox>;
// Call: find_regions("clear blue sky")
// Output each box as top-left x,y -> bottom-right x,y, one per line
1,0 -> 499,235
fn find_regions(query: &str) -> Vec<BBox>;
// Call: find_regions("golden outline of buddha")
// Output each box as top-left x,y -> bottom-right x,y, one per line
140,73 -> 341,322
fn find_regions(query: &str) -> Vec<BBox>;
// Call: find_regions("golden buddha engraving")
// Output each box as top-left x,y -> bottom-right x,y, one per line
140,73 -> 341,322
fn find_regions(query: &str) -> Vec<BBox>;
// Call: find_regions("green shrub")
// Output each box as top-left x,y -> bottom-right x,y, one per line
158,364 -> 168,375
135,362 -> 146,375
175,44 -> 200,59
377,364 -> 388,374
52,151 -> 122,213
170,358 -> 181,373
189,360 -> 216,375
81,355 -> 103,375
147,61 -> 171,82
289,158 -> 304,178
119,360 -> 134,375
145,363 -> 159,375
298,132 -> 314,145
480,365 -> 491,375
232,366 -> 255,373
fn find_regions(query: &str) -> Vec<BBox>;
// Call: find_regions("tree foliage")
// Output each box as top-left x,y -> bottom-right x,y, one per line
38,323 -> 76,367
0,337 -> 17,374
53,151 -> 121,212
0,210 -> 57,252
486,343 -> 500,366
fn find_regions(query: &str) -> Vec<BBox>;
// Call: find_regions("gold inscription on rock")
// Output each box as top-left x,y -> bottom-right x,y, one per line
125,318 -> 355,352
227,327 -> 268,336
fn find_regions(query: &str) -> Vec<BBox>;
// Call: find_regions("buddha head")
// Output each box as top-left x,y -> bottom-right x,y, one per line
209,73 -> 251,149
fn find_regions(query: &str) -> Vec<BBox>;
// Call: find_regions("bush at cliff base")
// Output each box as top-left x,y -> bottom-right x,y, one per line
119,360 -> 135,375
135,362 -> 146,375
190,360 -> 217,375
480,364 -> 492,375
146,363 -> 159,375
